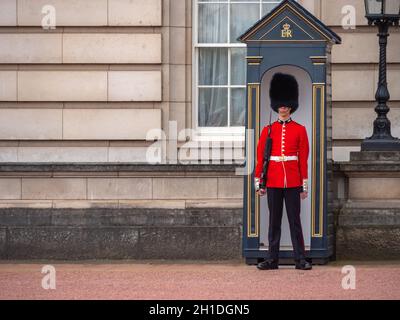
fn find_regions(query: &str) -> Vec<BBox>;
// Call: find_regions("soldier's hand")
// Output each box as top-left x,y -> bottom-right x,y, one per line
257,189 -> 267,196
300,192 -> 308,200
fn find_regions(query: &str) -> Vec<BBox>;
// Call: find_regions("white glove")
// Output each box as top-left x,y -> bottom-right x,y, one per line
254,177 -> 260,192
302,179 -> 309,193
254,178 -> 266,196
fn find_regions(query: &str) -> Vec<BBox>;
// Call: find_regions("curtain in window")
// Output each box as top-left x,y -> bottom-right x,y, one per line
197,1 -> 281,128
198,3 -> 227,43
230,3 -> 259,43
198,4 -> 228,127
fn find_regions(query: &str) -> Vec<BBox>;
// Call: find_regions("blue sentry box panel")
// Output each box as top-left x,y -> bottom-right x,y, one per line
239,0 -> 341,265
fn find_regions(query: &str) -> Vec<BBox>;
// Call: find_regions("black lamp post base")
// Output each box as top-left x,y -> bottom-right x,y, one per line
361,138 -> 400,151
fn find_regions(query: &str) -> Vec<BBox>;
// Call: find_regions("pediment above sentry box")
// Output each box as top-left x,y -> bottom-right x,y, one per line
257,15 -> 317,41
239,0 -> 341,44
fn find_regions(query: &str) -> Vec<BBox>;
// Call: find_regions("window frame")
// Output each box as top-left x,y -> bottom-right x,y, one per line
192,0 -> 282,141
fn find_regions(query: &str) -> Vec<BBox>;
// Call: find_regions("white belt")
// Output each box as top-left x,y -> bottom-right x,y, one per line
270,155 -> 298,162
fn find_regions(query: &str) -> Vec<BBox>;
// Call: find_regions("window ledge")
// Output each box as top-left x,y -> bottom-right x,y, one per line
192,127 -> 246,142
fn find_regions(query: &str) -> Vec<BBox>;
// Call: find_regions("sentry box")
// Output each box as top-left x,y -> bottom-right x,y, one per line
239,0 -> 341,265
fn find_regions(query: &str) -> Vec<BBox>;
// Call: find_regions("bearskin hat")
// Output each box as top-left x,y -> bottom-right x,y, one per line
269,73 -> 299,113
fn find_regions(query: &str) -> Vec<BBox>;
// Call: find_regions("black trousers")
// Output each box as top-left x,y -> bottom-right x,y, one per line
266,187 -> 306,261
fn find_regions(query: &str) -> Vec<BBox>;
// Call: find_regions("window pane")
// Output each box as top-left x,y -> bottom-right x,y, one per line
199,48 -> 228,85
231,88 -> 246,127
262,2 -> 280,16
199,88 -> 228,127
199,4 -> 228,43
231,48 -> 247,86
196,1 -> 285,129
385,0 -> 400,15
230,3 -> 259,43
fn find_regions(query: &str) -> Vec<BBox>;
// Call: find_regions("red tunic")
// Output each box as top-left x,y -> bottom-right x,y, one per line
255,119 -> 309,188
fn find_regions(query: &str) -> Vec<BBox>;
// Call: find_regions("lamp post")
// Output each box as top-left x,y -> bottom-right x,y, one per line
361,0 -> 400,151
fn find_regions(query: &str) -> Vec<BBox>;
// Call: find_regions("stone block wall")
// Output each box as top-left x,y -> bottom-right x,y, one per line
0,163 -> 244,260
334,152 -> 400,260
319,0 -> 400,161
0,0 -> 399,260
0,0 -> 192,164
0,0 -> 398,164
0,164 -> 243,208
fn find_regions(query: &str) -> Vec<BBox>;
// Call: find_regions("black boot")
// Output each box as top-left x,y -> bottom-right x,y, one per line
257,259 -> 279,270
295,259 -> 312,270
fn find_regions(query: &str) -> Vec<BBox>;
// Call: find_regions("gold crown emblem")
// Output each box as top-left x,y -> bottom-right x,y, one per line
282,23 -> 291,30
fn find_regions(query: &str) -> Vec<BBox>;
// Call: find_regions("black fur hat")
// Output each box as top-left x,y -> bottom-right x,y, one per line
269,73 -> 299,113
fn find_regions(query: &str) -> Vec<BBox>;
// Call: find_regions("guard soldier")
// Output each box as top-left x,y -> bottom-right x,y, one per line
254,73 -> 312,271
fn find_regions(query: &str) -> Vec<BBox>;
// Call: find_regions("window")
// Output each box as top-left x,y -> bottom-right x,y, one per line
193,0 -> 282,138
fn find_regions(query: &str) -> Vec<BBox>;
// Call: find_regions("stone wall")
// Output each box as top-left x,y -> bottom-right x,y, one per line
0,164 -> 243,206
0,207 -> 242,260
0,163 -> 243,260
0,0 -> 399,260
0,0 -> 191,164
305,0 -> 400,161
334,152 -> 400,260
0,0 -> 398,164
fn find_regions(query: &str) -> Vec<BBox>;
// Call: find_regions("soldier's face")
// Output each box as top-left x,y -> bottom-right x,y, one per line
278,106 -> 291,116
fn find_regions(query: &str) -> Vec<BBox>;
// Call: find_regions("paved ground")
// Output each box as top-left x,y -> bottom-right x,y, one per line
0,260 -> 399,300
